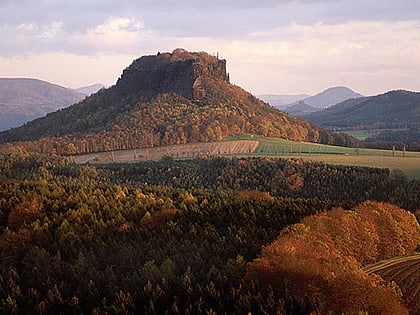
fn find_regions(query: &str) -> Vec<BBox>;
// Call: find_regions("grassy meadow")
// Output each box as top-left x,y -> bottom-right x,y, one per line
248,136 -> 420,179
74,134 -> 420,179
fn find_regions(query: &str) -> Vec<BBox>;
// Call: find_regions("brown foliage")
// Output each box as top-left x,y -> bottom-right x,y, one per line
0,228 -> 31,249
237,190 -> 274,202
303,207 -> 380,265
139,208 -> 178,229
355,201 -> 420,260
246,201 -> 417,314
8,196 -> 44,229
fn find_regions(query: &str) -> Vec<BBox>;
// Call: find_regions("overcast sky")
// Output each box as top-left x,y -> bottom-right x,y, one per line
1,0 -> 419,96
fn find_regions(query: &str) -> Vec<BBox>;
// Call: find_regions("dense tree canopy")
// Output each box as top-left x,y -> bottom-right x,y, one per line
246,202 -> 419,314
0,151 -> 419,313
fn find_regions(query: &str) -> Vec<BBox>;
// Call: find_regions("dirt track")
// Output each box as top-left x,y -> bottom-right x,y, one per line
364,254 -> 420,313
73,140 -> 259,164
364,254 -> 420,275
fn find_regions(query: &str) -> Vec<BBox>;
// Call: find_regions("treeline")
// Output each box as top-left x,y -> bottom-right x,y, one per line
0,153 -> 335,314
97,156 -> 420,213
364,129 -> 420,151
0,152 -> 419,313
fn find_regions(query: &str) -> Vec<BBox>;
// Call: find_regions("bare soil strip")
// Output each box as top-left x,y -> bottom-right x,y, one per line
364,254 -> 420,275
73,140 -> 259,164
364,254 -> 420,313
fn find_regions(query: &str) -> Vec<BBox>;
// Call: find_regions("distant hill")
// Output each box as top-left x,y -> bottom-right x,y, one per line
258,94 -> 309,109
283,101 -> 318,116
267,86 -> 363,116
0,78 -> 85,131
76,83 -> 105,96
303,90 -> 420,150
0,49 -> 358,154
304,90 -> 420,129
298,86 -> 363,109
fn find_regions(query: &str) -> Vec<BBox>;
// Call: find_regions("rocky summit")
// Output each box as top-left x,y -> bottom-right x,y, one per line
116,48 -> 229,101
0,49 -> 356,154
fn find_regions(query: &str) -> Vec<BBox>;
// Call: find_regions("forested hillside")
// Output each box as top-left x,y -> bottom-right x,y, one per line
0,151 -> 419,313
304,90 -> 420,129
0,49 -> 357,154
304,90 -> 420,150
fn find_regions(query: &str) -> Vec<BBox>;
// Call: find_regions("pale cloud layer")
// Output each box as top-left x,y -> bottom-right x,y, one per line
1,0 -> 419,95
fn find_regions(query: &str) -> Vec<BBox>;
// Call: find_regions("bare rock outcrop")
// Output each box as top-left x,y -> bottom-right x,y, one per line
116,48 -> 229,101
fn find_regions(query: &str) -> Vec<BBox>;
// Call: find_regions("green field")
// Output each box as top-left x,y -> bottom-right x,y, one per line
229,135 -> 420,179
256,137 -> 420,157
75,134 -> 420,179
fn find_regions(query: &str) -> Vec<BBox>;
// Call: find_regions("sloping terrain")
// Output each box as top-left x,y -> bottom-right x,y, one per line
303,90 -> 420,150
258,94 -> 309,108
304,90 -> 420,129
299,86 -> 363,109
364,254 -> 420,313
0,78 -> 85,131
75,83 -> 105,96
283,101 -> 317,116
0,49 -> 355,155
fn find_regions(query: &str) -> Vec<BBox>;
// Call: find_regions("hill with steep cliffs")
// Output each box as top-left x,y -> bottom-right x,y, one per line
0,78 -> 85,131
0,49 -> 356,155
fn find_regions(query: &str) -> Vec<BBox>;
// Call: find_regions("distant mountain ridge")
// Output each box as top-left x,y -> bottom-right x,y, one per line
284,86 -> 363,116
303,90 -> 420,150
0,78 -> 85,131
300,86 -> 363,109
76,83 -> 105,96
257,94 -> 309,108
0,49 -> 358,154
259,86 -> 363,116
304,90 -> 420,129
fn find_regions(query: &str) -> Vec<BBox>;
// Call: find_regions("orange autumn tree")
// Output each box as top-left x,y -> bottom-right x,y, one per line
302,207 -> 380,265
7,195 -> 45,230
355,201 -> 420,260
246,201 -> 419,314
303,201 -> 420,265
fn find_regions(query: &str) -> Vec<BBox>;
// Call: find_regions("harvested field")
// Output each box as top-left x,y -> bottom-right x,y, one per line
364,254 -> 420,313
73,140 -> 259,164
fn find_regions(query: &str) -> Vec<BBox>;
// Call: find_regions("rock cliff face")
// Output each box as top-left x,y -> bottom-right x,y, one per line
116,48 -> 228,100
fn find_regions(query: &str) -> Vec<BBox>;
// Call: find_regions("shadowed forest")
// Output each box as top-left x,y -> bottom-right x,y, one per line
0,150 -> 419,314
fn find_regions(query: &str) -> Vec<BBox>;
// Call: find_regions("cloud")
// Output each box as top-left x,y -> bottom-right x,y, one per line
1,1 -> 419,42
69,17 -> 151,54
0,0 -> 419,95
213,19 -> 420,94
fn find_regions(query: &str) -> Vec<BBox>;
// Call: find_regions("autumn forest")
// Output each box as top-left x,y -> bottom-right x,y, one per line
0,50 -> 419,314
0,149 -> 419,314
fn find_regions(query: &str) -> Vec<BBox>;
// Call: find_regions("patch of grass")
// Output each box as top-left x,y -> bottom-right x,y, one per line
255,137 -> 420,158
247,136 -> 420,179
